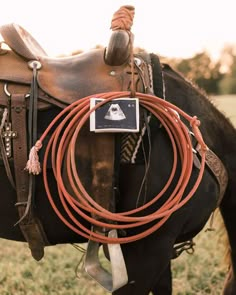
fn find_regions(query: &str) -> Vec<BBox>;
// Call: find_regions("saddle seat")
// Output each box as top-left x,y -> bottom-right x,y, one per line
0,23 -> 144,108
0,49 -> 134,108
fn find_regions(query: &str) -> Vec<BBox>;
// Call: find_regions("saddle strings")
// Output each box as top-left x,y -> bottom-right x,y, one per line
135,110 -> 152,208
110,4 -> 149,207
18,62 -> 40,223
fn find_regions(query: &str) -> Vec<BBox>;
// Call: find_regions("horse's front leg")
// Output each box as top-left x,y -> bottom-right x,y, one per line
151,262 -> 172,295
112,236 -> 174,295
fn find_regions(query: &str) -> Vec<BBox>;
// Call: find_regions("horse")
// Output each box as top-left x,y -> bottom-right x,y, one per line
0,6 -> 236,295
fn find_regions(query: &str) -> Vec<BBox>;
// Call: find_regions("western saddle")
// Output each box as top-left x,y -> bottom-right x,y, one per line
0,7 -> 229,292
0,23 -> 142,108
0,21 -> 153,261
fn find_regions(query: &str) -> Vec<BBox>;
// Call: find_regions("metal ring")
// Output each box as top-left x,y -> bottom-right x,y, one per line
4,83 -> 30,98
4,83 -> 11,97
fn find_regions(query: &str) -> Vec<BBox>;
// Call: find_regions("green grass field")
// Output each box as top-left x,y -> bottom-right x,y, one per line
0,213 -> 228,295
0,95 -> 235,294
211,95 -> 236,127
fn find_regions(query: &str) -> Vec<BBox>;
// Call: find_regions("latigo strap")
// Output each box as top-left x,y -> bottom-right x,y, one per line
11,93 -> 49,260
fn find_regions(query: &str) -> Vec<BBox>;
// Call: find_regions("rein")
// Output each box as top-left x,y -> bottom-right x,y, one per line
26,91 -> 207,244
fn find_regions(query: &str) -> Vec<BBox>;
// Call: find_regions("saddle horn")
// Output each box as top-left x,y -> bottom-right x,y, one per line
104,5 -> 135,66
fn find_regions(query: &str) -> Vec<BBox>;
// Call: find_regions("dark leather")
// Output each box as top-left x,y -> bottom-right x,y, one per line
37,50 -> 134,103
0,23 -> 149,107
11,93 -> 49,260
0,47 -> 143,107
0,49 -> 32,83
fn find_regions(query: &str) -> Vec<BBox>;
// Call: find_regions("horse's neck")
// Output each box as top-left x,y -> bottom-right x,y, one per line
163,68 -> 236,155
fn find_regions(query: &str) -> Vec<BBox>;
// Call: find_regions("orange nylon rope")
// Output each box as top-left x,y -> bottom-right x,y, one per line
26,91 -> 207,244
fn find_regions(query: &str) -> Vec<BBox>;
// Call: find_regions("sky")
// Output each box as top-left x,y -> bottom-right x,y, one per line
0,0 -> 236,60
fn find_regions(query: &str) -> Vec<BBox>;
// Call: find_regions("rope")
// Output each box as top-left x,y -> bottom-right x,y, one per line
109,5 -> 136,96
25,91 -> 207,244
110,5 -> 135,31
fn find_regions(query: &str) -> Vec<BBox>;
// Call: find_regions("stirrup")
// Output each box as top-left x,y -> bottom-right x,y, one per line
84,228 -> 128,292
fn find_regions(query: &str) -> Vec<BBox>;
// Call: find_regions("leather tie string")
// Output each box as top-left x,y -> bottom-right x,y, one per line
110,5 -> 135,31
110,5 -> 136,97
25,91 -> 207,244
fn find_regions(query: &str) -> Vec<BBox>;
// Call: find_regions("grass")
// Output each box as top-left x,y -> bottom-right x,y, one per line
0,213 -> 228,295
172,211 -> 228,295
211,94 -> 236,127
0,95 -> 235,294
0,240 -> 106,295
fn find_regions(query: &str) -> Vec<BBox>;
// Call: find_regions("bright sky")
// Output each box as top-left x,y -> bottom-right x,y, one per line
0,0 -> 235,60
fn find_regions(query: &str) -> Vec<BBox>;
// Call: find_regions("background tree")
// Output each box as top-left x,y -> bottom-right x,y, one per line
166,52 -> 224,94
218,45 -> 236,94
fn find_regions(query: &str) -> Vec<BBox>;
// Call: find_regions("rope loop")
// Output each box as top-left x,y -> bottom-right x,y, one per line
27,91 -> 207,244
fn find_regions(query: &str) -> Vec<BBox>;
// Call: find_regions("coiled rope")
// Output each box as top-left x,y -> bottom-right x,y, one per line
26,91 -> 207,244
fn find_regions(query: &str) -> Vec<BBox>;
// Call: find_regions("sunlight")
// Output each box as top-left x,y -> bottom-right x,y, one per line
0,0 -> 235,58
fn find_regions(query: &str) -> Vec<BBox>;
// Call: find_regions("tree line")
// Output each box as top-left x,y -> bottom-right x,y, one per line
161,45 -> 236,95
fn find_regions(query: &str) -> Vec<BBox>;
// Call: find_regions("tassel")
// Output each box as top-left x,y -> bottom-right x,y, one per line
25,140 -> 42,175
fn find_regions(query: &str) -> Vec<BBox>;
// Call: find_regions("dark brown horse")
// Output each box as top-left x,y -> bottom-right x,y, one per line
0,6 -> 236,295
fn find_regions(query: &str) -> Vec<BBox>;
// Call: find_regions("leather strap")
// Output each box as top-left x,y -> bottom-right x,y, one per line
196,145 -> 228,207
11,93 -> 49,261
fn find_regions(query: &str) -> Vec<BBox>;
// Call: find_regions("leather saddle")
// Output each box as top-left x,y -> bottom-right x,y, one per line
0,23 -> 150,109
0,23 -> 153,262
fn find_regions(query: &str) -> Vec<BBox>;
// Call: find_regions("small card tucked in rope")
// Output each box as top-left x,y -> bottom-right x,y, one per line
90,98 -> 139,132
